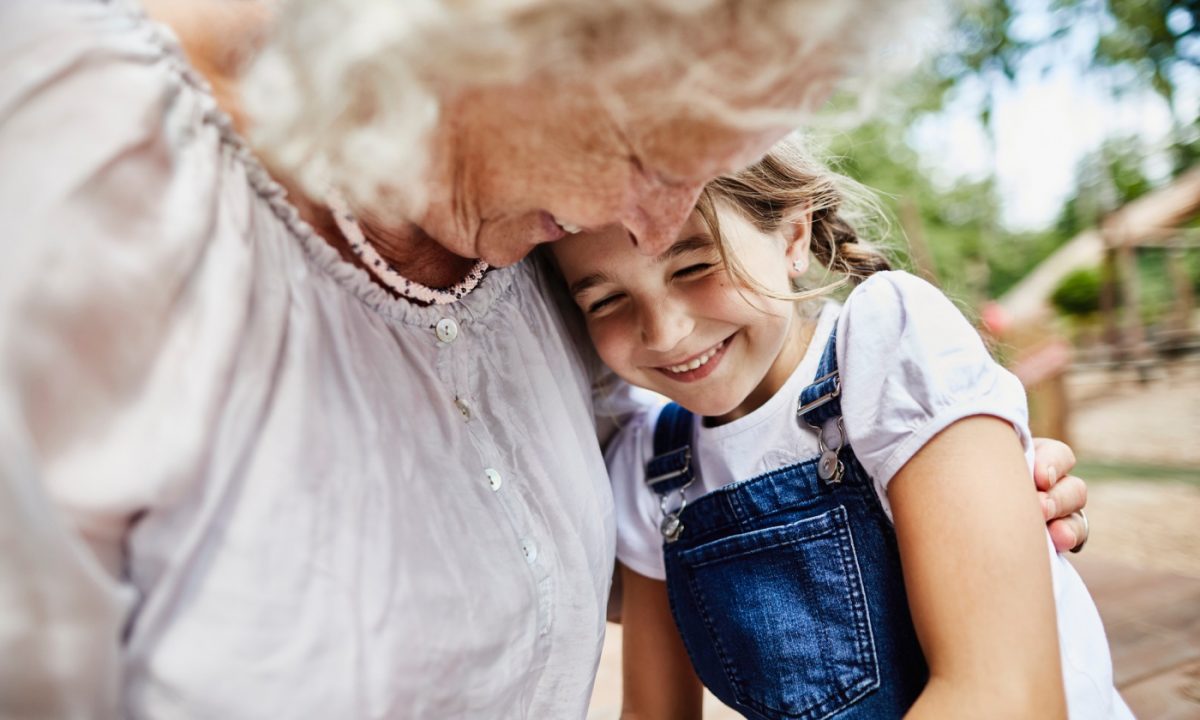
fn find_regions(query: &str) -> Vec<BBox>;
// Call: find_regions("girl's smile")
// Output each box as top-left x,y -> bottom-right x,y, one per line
654,334 -> 733,381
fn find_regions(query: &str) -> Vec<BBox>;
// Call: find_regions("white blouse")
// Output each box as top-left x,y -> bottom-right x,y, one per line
0,1 -> 618,717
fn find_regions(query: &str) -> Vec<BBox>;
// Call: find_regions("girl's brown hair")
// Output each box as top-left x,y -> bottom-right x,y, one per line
695,136 -> 892,302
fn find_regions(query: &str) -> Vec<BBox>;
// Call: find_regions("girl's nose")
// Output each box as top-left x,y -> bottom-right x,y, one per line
622,180 -> 705,256
640,298 -> 694,354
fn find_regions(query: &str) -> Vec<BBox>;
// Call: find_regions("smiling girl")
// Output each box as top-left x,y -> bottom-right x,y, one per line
551,139 -> 1132,719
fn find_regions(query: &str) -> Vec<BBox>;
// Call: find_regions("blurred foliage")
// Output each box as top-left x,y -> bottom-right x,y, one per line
1054,0 -> 1198,107
826,0 -> 1199,309
1056,135 -> 1155,237
1050,266 -> 1104,316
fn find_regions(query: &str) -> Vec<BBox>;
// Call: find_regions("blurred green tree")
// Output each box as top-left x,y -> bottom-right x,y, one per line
826,0 -> 1196,305
1050,266 -> 1104,317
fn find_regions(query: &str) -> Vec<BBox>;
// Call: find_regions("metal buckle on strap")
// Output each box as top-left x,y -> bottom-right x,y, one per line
798,370 -> 846,485
645,448 -> 692,489
646,447 -> 693,542
811,415 -> 846,484
795,371 -> 841,419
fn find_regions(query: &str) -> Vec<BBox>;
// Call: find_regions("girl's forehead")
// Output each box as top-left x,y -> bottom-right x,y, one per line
553,208 -> 722,280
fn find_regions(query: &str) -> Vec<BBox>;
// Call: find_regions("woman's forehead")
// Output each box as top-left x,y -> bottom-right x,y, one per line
629,116 -> 787,184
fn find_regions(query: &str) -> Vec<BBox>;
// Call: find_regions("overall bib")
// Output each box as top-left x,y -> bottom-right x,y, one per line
645,330 -> 928,719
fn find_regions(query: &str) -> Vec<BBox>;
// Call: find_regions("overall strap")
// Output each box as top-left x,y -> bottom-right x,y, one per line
797,327 -> 842,427
797,327 -> 847,484
645,402 -> 696,542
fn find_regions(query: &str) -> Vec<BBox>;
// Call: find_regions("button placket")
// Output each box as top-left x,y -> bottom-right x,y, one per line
435,320 -> 554,641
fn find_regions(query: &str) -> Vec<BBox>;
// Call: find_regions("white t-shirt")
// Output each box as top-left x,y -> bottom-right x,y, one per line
607,271 -> 1133,719
0,2 -> 623,717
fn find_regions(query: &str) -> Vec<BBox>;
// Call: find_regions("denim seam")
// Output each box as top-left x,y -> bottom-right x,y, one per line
684,563 -> 747,705
678,459 -> 826,538
682,511 -> 843,569
834,519 -> 882,703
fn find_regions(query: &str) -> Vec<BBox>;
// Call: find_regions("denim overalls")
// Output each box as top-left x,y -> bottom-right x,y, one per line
645,330 -> 928,719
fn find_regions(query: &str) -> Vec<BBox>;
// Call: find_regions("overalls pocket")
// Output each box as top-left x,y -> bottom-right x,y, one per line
675,505 -> 879,720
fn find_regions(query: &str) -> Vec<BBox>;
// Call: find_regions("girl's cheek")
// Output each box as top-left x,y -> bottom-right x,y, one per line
589,322 -> 628,369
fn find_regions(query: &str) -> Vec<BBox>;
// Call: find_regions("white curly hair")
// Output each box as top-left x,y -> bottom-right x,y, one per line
244,0 -> 944,218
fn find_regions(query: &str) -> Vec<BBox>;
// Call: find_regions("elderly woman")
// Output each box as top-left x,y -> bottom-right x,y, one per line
0,0 -> 1090,717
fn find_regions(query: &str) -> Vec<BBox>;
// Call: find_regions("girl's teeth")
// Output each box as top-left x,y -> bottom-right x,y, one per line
554,217 -> 582,234
667,341 -> 724,374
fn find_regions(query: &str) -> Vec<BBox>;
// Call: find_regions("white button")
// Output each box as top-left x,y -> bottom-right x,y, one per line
454,397 -> 471,420
485,468 -> 502,491
520,538 -> 538,564
435,318 -> 459,343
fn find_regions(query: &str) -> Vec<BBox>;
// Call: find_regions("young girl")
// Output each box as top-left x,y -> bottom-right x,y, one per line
550,140 -> 1132,719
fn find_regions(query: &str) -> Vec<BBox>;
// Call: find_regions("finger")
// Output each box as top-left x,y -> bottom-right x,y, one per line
1046,474 -> 1088,519
1036,463 -> 1060,493
1031,438 -> 1077,490
1037,490 -> 1056,521
1048,517 -> 1082,554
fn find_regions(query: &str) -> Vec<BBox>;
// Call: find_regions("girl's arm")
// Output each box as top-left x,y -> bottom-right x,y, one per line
619,563 -> 704,720
889,416 -> 1067,720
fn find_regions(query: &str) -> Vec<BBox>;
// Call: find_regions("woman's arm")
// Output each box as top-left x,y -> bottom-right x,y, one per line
619,563 -> 704,720
889,416 -> 1067,720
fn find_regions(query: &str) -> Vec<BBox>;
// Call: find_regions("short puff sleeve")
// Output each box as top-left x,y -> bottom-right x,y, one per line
837,272 -> 1033,513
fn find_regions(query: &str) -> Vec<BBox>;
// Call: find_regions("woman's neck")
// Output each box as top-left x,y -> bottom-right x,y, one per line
318,207 -> 480,289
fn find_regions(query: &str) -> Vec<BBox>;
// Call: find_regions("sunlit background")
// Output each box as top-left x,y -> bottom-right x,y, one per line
590,0 -> 1200,717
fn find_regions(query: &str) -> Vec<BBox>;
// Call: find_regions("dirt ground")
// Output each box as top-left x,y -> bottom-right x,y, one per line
1068,361 -> 1200,468
588,359 -> 1200,719
1066,361 -> 1200,579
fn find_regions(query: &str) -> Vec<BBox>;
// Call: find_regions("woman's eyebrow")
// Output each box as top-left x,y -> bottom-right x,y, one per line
657,235 -> 714,264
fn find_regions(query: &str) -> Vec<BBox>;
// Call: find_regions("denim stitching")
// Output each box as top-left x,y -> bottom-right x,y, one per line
679,458 -> 828,539
682,558 -> 748,702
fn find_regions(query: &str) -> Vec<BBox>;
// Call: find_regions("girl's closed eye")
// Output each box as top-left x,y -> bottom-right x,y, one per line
673,262 -> 715,279
586,292 -> 626,316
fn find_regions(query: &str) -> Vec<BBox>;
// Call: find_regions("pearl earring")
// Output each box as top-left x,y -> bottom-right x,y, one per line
792,259 -> 804,272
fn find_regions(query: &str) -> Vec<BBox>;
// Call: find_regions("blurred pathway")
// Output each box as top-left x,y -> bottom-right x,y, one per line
1072,555 -> 1200,719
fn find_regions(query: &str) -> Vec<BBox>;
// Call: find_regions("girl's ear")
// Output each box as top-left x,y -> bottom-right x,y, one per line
785,208 -> 814,279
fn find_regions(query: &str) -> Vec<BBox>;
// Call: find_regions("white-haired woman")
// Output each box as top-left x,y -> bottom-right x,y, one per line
0,0 -> 1090,717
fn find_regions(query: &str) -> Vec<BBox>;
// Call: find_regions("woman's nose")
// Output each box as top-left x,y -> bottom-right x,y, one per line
623,180 -> 705,256
640,298 -> 694,354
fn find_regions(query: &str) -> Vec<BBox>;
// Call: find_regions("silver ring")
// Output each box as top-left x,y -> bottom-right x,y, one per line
1068,509 -> 1089,554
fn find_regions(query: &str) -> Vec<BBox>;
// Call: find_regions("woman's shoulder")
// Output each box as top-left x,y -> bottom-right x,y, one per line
3,1 -> 190,110
1,1 -> 232,212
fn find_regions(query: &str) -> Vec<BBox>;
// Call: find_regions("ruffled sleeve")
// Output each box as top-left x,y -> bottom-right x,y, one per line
0,1 -> 257,711
838,272 -> 1033,508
